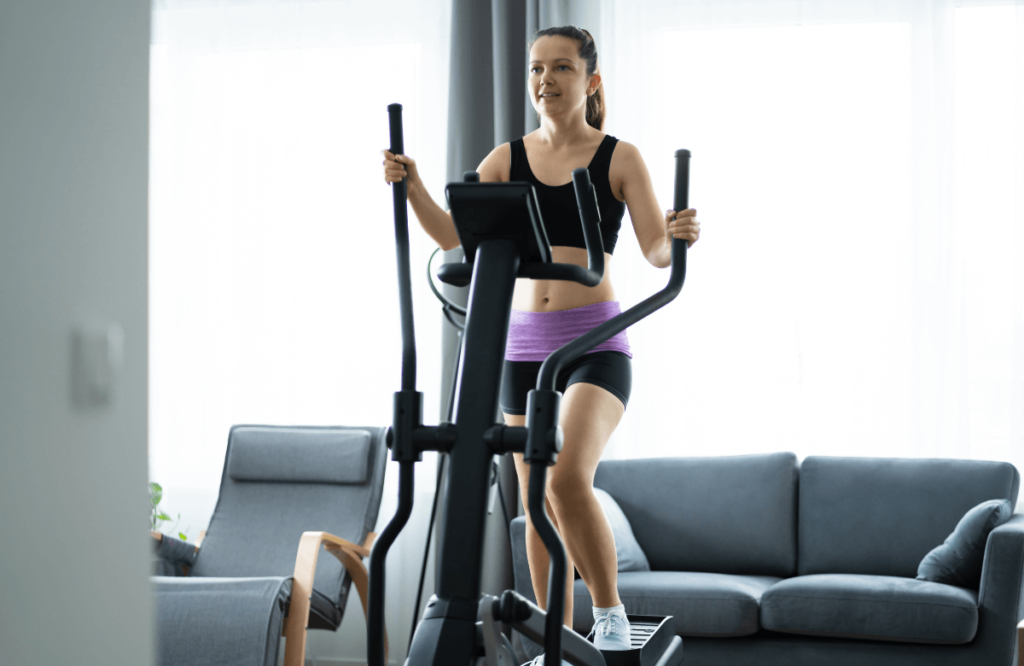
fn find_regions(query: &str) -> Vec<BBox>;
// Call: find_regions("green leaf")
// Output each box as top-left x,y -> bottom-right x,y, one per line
150,482 -> 162,493
178,533 -> 188,541
157,512 -> 171,521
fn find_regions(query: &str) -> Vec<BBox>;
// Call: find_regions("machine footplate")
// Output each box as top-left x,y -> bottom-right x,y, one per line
593,615 -> 682,666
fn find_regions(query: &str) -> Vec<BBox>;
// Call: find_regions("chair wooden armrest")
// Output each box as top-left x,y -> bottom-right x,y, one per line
284,531 -> 382,666
1017,618 -> 1023,666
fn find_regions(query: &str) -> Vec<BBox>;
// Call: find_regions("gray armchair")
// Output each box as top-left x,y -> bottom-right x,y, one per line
152,424 -> 388,666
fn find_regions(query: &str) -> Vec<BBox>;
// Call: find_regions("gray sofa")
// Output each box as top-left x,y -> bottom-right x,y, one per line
510,453 -> 1024,666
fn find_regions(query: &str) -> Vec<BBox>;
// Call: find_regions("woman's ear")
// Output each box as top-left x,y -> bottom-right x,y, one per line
589,71 -> 602,94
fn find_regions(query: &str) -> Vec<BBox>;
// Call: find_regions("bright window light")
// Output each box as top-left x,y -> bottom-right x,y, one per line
149,2 -> 450,508
602,3 -> 1022,472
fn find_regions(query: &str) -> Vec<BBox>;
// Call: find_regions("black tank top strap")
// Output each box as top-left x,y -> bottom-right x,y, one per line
590,135 -> 618,170
509,138 -> 529,181
589,135 -> 619,200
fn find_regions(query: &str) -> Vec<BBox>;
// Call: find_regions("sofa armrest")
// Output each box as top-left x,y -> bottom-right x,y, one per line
976,513 -> 1024,666
283,531 -> 382,666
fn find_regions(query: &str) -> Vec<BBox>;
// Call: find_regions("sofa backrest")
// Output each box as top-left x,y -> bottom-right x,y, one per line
594,452 -> 798,577
797,456 -> 1020,578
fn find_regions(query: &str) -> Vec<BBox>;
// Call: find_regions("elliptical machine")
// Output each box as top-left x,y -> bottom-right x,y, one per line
367,104 -> 690,666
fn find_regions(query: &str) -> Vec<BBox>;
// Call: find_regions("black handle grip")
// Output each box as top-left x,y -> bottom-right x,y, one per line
671,149 -> 690,271
674,149 -> 690,212
388,103 -> 404,157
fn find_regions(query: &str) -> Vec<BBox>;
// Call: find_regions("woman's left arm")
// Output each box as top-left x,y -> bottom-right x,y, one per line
615,141 -> 700,268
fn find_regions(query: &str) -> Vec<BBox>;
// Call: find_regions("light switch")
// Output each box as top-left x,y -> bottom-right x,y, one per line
71,322 -> 124,408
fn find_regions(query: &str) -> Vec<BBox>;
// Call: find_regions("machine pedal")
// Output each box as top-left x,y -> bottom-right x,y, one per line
591,615 -> 681,666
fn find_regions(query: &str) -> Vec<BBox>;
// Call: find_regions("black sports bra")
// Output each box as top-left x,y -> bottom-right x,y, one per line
509,135 -> 626,254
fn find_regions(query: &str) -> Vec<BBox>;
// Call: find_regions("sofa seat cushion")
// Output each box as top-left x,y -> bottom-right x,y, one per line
761,574 -> 978,644
573,571 -> 782,638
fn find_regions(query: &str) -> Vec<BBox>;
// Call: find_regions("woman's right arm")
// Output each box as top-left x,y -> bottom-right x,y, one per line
381,144 -> 511,252
382,150 -> 460,251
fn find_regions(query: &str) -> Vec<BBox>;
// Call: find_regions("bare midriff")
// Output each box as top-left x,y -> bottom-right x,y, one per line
511,246 -> 616,312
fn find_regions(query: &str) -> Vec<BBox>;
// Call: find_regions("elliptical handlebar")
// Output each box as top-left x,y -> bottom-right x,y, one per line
438,167 -> 607,288
527,148 -> 691,666
518,167 -> 605,285
367,104 -> 421,666
537,150 -> 689,391
388,103 -> 417,391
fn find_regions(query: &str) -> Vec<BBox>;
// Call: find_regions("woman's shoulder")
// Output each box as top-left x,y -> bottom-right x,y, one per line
608,138 -> 643,168
477,142 -> 512,182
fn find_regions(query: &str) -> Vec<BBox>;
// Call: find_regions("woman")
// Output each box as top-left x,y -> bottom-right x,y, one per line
383,26 -> 700,663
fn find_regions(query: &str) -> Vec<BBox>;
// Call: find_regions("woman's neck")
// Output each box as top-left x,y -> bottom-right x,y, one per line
535,113 -> 596,150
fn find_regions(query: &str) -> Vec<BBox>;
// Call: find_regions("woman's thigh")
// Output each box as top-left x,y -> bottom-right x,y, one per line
508,381 -> 625,490
551,382 -> 624,487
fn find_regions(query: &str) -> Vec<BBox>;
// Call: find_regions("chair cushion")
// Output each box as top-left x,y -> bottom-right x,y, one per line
797,456 -> 1019,577
154,576 -> 291,666
917,499 -> 1014,588
573,571 -> 781,638
594,453 -> 799,577
594,488 -> 650,572
227,426 -> 373,484
761,574 -> 979,644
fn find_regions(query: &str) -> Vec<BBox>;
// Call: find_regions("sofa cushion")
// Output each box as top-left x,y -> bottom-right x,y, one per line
797,457 -> 1019,577
917,499 -> 1014,588
761,574 -> 978,644
594,488 -> 650,572
594,453 -> 798,576
573,571 -> 781,638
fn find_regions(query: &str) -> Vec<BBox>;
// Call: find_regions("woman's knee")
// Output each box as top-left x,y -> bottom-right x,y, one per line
520,493 -> 560,526
547,468 -> 593,508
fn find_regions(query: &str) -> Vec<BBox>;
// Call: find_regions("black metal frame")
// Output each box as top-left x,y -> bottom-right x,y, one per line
368,103 -> 690,666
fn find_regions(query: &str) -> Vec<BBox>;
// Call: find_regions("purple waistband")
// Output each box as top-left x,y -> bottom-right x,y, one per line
505,301 -> 632,362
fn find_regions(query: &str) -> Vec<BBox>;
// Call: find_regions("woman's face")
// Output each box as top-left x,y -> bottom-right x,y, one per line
528,35 -> 597,121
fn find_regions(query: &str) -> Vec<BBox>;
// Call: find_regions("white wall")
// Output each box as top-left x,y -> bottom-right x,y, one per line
0,1 -> 154,664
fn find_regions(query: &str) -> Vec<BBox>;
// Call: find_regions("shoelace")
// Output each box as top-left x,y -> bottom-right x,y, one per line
595,613 -> 622,636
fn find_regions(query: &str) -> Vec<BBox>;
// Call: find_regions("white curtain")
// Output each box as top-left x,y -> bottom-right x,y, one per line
599,0 -> 1024,479
149,0 -> 451,661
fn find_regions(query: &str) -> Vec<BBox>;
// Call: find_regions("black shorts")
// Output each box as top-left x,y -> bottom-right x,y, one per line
499,351 -> 632,416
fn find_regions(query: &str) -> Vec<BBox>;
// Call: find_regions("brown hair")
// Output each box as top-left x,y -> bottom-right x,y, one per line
529,26 -> 604,130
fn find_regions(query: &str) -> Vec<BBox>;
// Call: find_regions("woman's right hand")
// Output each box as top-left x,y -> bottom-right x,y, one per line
382,150 -> 420,193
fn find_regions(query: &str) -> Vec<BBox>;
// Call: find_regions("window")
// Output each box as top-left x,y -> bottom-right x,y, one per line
601,1 -> 1023,471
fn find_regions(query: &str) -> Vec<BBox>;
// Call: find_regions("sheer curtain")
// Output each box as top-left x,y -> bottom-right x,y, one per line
599,0 -> 1024,480
149,0 -> 451,661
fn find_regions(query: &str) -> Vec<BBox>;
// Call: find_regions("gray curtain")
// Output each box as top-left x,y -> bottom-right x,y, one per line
431,0 -> 601,627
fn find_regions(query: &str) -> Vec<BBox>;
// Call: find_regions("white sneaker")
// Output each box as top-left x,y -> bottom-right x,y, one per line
592,609 -> 632,651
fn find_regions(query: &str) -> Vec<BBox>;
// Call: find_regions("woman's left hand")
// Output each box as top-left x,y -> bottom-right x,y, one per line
665,208 -> 700,248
